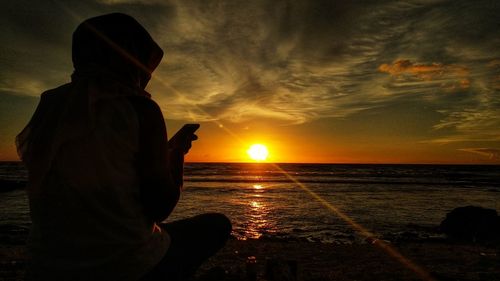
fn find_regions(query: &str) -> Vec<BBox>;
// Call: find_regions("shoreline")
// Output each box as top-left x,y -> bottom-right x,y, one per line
1,231 -> 499,281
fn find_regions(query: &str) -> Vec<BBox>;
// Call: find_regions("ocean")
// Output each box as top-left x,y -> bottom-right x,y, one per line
1,162 -> 499,244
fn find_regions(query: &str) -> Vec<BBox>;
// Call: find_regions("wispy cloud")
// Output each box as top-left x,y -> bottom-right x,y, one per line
459,148 -> 500,160
145,1 -> 429,122
1,0 -> 499,137
487,59 -> 500,90
142,0 -> 500,129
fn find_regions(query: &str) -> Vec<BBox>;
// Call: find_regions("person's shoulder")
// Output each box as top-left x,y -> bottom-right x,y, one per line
40,83 -> 72,101
128,95 -> 162,111
127,96 -> 164,119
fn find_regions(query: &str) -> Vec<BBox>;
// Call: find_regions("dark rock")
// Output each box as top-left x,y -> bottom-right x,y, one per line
440,206 -> 500,243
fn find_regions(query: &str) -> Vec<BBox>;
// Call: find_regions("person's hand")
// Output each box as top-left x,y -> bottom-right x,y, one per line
168,132 -> 198,154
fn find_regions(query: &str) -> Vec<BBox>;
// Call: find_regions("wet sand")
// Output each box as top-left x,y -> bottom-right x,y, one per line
197,238 -> 499,281
1,232 -> 498,281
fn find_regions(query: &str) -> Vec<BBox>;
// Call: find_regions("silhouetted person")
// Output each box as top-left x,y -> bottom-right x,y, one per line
16,13 -> 231,281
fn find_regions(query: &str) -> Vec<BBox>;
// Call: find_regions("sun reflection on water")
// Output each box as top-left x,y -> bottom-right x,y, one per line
244,183 -> 276,239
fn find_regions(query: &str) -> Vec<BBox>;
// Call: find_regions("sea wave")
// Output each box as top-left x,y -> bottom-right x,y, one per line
184,177 -> 499,187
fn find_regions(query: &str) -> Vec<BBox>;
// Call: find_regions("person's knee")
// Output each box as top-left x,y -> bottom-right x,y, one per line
192,212 -> 232,243
212,213 -> 232,237
202,212 -> 231,240
221,214 -> 232,237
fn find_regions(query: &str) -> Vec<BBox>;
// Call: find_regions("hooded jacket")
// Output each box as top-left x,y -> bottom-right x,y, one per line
17,13 -> 170,280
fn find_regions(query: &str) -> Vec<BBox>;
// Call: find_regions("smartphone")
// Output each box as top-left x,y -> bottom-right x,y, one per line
170,123 -> 200,143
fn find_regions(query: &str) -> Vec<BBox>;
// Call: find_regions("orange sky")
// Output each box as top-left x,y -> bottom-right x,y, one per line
168,119 -> 499,164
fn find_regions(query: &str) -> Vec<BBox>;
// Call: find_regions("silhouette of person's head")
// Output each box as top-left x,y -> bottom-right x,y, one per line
72,13 -> 163,89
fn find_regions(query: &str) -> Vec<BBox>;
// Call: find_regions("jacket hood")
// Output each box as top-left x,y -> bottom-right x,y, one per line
72,13 -> 163,89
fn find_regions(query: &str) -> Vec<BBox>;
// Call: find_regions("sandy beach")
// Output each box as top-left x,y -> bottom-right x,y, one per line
1,227 -> 499,281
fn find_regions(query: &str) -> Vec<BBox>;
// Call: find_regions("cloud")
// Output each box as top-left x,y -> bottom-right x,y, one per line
142,0 -> 500,128
378,59 -> 470,90
428,106 -> 500,143
1,0 -> 499,132
459,148 -> 500,160
145,1 -> 420,122
427,57 -> 500,143
487,59 -> 500,90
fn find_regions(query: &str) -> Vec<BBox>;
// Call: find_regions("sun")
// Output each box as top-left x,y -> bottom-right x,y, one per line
247,144 -> 269,161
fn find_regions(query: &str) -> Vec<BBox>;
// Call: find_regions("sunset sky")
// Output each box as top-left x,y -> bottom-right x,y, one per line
1,0 -> 499,163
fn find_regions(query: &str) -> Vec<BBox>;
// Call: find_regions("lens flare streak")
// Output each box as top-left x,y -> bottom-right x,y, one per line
272,163 -> 435,281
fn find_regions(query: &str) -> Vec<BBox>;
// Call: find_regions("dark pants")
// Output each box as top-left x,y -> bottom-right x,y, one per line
140,213 -> 232,281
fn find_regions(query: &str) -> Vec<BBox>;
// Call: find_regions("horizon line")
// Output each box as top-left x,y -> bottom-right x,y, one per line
1,160 -> 499,166
187,161 -> 500,165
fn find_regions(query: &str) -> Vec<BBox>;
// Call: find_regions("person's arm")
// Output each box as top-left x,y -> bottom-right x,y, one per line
131,96 -> 182,223
168,146 -> 184,189
167,125 -> 199,188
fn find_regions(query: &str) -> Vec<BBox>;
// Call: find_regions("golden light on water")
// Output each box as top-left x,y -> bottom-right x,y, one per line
250,201 -> 261,208
246,198 -> 270,239
253,184 -> 264,190
247,144 -> 269,161
243,183 -> 277,239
